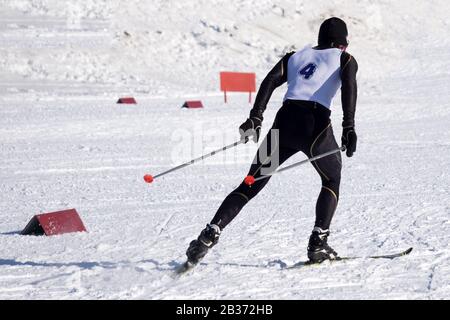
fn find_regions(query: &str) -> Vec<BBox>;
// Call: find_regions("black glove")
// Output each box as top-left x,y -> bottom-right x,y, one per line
341,127 -> 357,157
239,117 -> 262,143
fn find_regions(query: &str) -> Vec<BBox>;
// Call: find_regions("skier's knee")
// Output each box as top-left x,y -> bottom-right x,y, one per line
233,185 -> 257,201
229,191 -> 250,203
235,179 -> 268,201
322,179 -> 340,200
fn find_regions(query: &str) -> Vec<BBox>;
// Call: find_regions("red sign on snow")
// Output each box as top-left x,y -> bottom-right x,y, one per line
117,97 -> 137,104
21,209 -> 87,236
181,100 -> 203,108
220,72 -> 256,103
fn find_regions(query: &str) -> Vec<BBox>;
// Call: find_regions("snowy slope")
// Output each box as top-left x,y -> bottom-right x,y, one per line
0,0 -> 449,299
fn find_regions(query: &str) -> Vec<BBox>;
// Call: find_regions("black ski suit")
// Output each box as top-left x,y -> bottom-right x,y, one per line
211,49 -> 358,231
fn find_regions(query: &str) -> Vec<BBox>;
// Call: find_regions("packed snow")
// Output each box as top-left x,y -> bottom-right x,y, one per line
0,0 -> 449,299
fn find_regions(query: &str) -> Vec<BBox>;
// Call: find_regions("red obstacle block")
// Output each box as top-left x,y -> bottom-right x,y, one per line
220,72 -> 256,103
21,209 -> 87,236
181,100 -> 203,109
117,97 -> 137,104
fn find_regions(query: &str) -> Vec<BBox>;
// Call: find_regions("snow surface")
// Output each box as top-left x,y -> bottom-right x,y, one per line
0,0 -> 449,299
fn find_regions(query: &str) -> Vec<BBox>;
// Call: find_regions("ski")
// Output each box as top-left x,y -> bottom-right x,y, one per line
173,247 -> 413,274
285,247 -> 413,269
338,246 -> 413,261
174,261 -> 196,275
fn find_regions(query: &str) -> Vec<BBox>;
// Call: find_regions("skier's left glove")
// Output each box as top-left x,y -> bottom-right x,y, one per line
239,117 -> 262,143
341,127 -> 357,157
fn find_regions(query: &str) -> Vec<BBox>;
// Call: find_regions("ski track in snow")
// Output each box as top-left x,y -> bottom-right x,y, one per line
0,1 -> 449,299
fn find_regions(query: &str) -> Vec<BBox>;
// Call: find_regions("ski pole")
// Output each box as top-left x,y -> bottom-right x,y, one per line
244,146 -> 346,186
144,138 -> 247,184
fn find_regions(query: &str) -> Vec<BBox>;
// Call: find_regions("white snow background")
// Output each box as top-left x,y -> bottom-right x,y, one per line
0,0 -> 449,299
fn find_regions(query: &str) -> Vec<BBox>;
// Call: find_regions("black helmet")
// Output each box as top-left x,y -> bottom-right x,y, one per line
318,17 -> 348,47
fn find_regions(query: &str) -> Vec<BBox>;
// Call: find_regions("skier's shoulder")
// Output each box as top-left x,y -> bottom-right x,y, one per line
283,51 -> 296,60
340,50 -> 358,72
341,50 -> 357,60
279,51 -> 296,70
283,44 -> 312,60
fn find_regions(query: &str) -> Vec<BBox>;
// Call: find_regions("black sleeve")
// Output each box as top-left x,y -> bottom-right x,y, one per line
340,52 -> 358,128
249,52 -> 295,120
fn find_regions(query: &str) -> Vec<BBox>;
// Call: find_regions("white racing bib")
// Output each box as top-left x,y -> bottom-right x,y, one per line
283,46 -> 342,109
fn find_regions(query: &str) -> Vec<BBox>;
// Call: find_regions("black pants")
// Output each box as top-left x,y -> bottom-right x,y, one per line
211,100 -> 342,231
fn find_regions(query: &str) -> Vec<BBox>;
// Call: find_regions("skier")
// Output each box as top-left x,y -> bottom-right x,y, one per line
185,17 -> 358,265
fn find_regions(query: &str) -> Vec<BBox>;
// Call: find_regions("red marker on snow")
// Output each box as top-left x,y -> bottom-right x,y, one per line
244,175 -> 255,186
143,174 -> 154,184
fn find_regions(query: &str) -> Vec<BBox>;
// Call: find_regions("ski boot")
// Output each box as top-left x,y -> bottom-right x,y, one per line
307,227 -> 338,263
186,224 -> 221,265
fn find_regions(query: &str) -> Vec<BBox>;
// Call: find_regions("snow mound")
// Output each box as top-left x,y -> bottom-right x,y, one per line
1,0 -> 449,95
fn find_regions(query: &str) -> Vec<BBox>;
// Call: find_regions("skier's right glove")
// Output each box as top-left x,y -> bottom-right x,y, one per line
341,127 -> 357,157
239,117 -> 262,143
